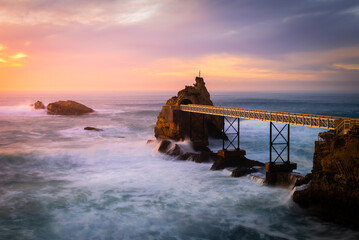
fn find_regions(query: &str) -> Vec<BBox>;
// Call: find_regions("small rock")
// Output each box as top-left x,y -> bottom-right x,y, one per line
33,101 -> 45,110
158,139 -> 172,153
84,127 -> 103,131
147,140 -> 156,144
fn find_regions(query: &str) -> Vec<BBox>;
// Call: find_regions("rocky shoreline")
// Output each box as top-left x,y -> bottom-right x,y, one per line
293,127 -> 359,228
152,76 -> 359,228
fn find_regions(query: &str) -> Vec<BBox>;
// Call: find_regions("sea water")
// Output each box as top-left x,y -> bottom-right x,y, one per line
0,91 -> 358,240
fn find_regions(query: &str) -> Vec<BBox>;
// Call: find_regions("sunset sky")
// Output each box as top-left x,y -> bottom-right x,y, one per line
0,0 -> 359,92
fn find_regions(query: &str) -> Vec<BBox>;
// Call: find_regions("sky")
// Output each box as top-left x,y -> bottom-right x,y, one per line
0,0 -> 359,92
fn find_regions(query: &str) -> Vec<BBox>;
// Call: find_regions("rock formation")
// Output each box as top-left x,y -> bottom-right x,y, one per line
154,76 -> 225,143
84,127 -> 103,131
293,127 -> 359,227
33,101 -> 46,110
47,100 -> 94,115
149,139 -> 214,163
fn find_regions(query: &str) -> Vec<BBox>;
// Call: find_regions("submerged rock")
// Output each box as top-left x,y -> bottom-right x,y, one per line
33,101 -> 46,110
231,167 -> 257,177
293,127 -> 359,227
211,155 -> 264,171
47,100 -> 94,115
84,127 -> 103,131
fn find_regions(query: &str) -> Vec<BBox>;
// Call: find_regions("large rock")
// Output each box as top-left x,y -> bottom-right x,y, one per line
154,76 -> 225,142
293,127 -> 359,227
33,101 -> 45,109
47,100 -> 94,115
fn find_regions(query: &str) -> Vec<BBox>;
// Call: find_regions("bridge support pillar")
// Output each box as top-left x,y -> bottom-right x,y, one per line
222,117 -> 240,150
265,122 -> 297,185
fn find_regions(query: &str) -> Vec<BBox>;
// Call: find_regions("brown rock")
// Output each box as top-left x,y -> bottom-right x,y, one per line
47,100 -> 94,115
154,76 -> 226,142
158,139 -> 172,153
293,127 -> 359,227
33,101 -> 45,110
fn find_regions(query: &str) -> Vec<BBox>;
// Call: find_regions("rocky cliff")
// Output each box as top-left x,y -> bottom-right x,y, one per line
293,127 -> 359,227
154,76 -> 224,142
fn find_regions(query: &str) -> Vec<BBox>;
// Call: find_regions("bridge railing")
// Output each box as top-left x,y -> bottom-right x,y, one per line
179,104 -> 358,131
335,119 -> 359,135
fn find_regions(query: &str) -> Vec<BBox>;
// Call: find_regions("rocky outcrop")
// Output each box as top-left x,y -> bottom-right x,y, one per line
33,101 -> 46,110
151,139 -> 214,163
84,127 -> 103,131
154,76 -> 225,143
47,100 -> 94,115
293,127 -> 359,227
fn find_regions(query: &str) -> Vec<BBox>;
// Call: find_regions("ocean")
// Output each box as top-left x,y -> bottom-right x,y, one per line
0,91 -> 358,240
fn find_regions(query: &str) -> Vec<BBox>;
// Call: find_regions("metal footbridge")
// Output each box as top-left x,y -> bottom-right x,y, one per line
180,104 -> 359,134
179,104 -> 359,165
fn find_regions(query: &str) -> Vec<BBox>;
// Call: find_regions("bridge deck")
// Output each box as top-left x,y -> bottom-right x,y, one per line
180,104 -> 359,132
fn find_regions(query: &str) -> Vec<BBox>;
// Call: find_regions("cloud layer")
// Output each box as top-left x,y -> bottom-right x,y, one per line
0,0 -> 358,92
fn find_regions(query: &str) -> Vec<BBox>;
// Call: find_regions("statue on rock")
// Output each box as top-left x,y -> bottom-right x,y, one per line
154,75 -> 226,145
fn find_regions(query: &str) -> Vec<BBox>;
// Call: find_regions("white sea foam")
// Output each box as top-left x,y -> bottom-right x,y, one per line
0,105 -> 47,116
0,92 -> 358,239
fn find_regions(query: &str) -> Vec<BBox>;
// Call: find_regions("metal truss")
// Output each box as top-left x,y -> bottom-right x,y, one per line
222,117 -> 240,150
180,104 -> 359,134
270,122 -> 290,163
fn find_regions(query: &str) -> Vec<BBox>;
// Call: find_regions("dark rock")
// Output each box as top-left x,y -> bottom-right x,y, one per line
231,167 -> 256,177
294,173 -> 312,187
84,127 -> 103,131
292,182 -> 312,207
167,144 -> 182,156
211,155 -> 264,170
266,172 -> 303,188
155,139 -> 213,163
158,139 -> 172,153
178,152 -> 193,161
191,151 -> 212,163
33,101 -> 45,109
47,100 -> 94,115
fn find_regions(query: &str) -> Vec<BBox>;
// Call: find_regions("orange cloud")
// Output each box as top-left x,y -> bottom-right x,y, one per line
11,52 -> 28,59
147,54 -> 315,81
333,64 -> 359,71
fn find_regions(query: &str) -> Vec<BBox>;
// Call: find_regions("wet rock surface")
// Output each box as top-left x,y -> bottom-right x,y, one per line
293,127 -> 359,227
152,139 -> 214,163
231,167 -> 257,177
151,139 -> 265,176
211,155 -> 264,171
47,100 -> 94,115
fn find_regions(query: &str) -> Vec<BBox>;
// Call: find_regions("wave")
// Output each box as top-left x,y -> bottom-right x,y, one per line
0,105 -> 47,117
